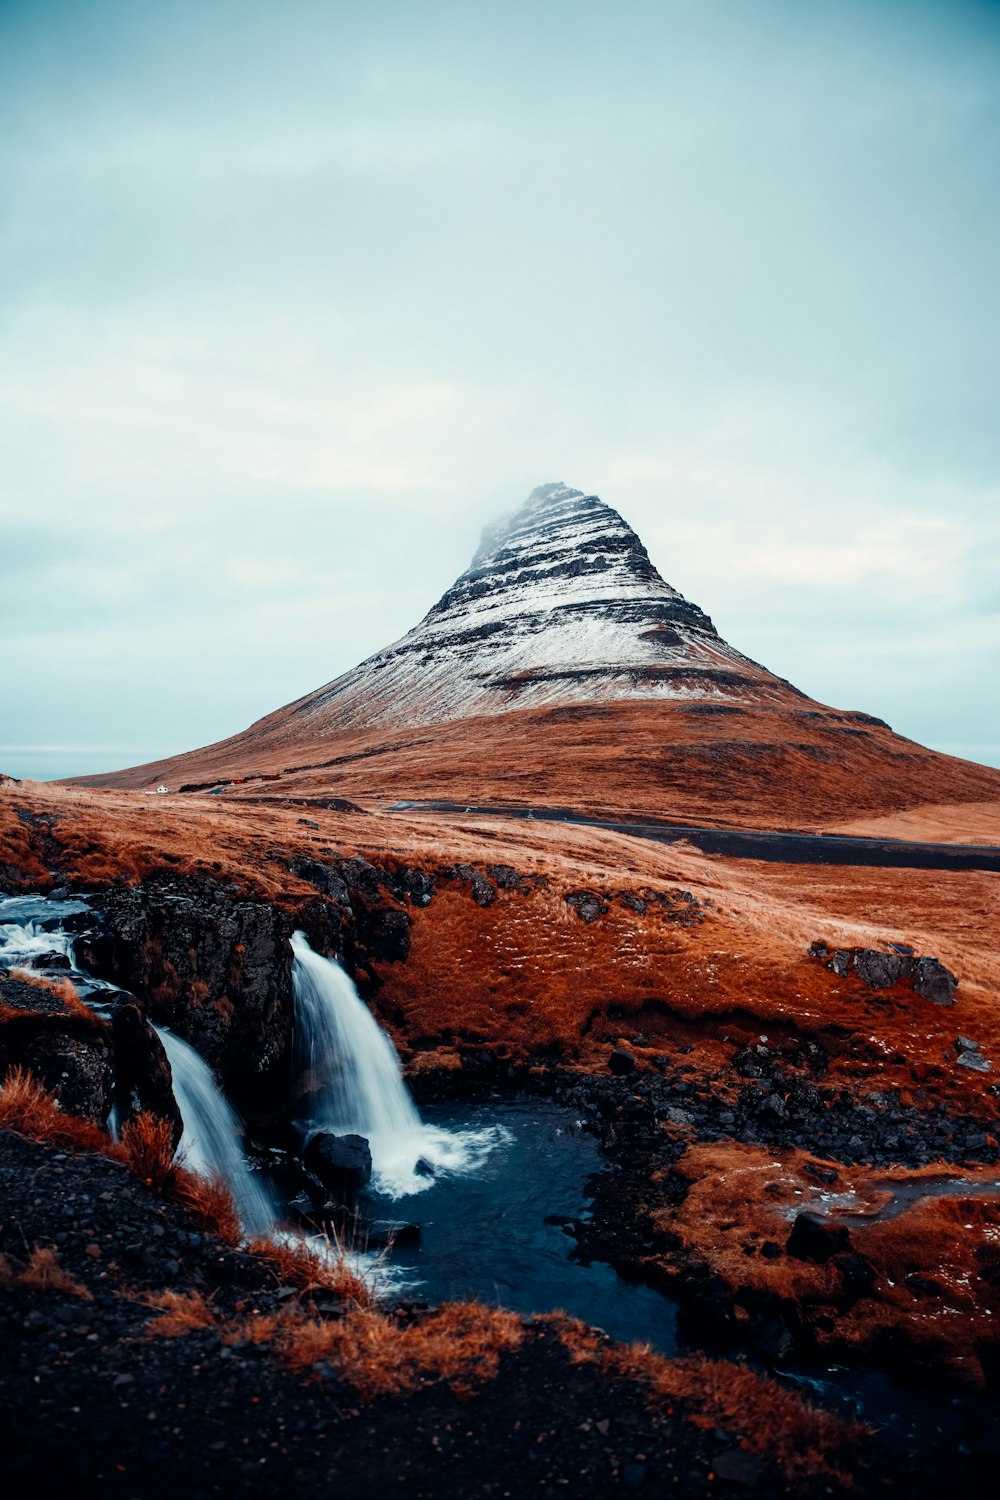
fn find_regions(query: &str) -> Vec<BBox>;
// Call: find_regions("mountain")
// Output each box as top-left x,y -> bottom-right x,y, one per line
72,483 -> 1000,829
283,482 -> 800,733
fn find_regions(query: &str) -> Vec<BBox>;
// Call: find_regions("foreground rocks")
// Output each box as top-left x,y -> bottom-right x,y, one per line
0,1126 -> 896,1500
303,1130 -> 373,1193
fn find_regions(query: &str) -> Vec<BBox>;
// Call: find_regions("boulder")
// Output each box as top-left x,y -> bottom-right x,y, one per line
853,950 -> 913,989
913,957 -> 958,1006
565,890 -> 609,923
786,1210 -> 851,1264
957,1051 -> 992,1073
304,1132 -> 372,1193
609,1047 -> 636,1076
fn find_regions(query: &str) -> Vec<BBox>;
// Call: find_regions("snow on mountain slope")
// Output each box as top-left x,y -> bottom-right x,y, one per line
281,483 -> 800,733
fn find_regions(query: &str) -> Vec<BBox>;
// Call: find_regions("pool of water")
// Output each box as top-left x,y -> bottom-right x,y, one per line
353,1097 -> 679,1352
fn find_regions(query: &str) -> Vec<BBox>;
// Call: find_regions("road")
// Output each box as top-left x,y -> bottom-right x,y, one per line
388,800 -> 1000,872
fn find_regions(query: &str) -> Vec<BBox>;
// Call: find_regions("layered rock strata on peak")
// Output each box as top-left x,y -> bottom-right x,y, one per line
276,482 -> 799,733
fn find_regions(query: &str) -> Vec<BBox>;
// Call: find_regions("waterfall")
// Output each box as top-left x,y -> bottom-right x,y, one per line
0,916 -> 77,969
153,1026 -> 277,1241
291,931 -> 506,1198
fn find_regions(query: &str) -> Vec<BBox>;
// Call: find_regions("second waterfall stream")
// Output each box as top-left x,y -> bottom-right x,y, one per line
290,931 -> 506,1198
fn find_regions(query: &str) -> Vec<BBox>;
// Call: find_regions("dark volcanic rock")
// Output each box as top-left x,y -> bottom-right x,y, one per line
913,956 -> 958,1005
304,1131 -> 373,1193
786,1210 -> 851,1264
0,1010 -> 113,1122
814,944 -> 958,1006
288,857 -> 351,905
565,890 -> 609,923
609,1047 -> 636,1076
368,908 -> 411,963
88,875 -> 295,1118
111,1004 -> 183,1148
853,950 -> 913,989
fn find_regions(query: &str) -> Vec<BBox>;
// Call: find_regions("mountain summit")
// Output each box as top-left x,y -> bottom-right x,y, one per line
283,483 -> 796,734
75,480 -> 1000,829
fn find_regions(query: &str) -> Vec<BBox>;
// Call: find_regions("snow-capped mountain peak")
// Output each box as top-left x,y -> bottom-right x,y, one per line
286,483 -> 796,732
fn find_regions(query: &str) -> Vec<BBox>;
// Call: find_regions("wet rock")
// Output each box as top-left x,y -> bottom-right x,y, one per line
565,890 -> 609,923
90,874 -> 295,1118
786,1210 -> 851,1264
0,1011 -> 113,1122
111,1004 -> 183,1148
913,957 -> 958,1006
304,1132 -> 372,1193
366,1220 -> 421,1249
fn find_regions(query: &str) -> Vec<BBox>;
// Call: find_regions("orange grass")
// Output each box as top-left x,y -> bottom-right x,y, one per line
273,1301 -> 524,1398
644,1141 -> 1000,1385
118,1112 -> 181,1192
119,1112 -> 242,1244
0,1065 -> 115,1153
0,1245 -> 93,1301
9,970 -> 93,1017
145,1289 -> 215,1337
246,1233 -> 375,1308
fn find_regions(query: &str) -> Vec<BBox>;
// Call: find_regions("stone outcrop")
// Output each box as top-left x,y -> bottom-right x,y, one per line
83,875 -> 297,1118
0,1007 -> 113,1123
111,1004 -> 184,1146
808,943 -> 958,1005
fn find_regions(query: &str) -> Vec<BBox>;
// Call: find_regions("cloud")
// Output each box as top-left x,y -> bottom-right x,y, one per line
1,0 -> 999,776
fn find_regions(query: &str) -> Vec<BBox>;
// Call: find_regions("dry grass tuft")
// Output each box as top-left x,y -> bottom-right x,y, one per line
119,1112 -> 241,1243
9,969 -> 93,1017
548,1314 -> 864,1484
145,1289 -> 215,1337
0,1066 -> 114,1153
172,1171 -> 242,1247
118,1112 -> 180,1193
0,1245 -> 93,1301
246,1232 -> 375,1309
275,1301 -> 524,1398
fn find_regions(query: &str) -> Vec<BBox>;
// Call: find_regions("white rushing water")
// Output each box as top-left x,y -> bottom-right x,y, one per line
154,1025 -> 277,1241
291,931 -> 507,1198
0,916 -> 76,969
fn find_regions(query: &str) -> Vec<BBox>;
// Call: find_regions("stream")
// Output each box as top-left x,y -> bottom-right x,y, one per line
2,890 -> 998,1452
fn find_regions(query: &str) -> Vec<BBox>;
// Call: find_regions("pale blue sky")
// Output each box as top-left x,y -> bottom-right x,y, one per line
2,0 -> 998,778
